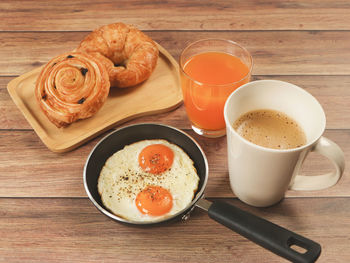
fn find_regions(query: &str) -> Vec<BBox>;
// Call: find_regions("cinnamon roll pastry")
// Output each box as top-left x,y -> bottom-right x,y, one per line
35,52 -> 110,128
77,22 -> 159,88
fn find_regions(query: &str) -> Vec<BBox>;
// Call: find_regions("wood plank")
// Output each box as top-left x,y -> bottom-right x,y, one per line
2,75 -> 350,130
1,31 -> 350,77
0,197 -> 349,262
1,0 -> 350,31
0,129 -> 348,198
2,2 -> 349,262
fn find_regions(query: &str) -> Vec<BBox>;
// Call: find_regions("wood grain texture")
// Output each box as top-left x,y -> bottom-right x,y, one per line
2,1 -> 350,261
3,75 -> 350,130
0,197 -> 349,263
0,129 -> 348,198
6,45 -> 181,152
1,31 -> 350,76
1,0 -> 350,31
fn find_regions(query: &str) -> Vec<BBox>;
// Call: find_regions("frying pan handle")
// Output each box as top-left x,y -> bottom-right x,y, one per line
207,200 -> 321,263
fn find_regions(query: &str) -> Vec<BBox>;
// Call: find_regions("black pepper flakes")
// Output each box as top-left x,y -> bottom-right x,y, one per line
67,55 -> 74,59
77,97 -> 86,104
80,67 -> 88,76
42,94 -> 47,100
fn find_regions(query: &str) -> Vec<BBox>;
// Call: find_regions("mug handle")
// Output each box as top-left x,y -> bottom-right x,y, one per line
290,136 -> 345,191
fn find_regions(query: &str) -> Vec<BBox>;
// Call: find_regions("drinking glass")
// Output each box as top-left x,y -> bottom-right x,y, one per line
180,39 -> 252,137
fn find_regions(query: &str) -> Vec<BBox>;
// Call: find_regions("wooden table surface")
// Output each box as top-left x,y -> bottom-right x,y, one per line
1,1 -> 349,262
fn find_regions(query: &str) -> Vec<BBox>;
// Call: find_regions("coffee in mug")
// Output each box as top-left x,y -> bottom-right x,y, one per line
232,109 -> 306,150
224,80 -> 345,207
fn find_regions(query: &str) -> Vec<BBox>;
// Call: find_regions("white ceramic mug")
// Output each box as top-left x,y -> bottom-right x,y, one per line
224,80 -> 345,207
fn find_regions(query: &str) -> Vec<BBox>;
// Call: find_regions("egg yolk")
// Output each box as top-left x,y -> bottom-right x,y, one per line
135,186 -> 173,216
138,144 -> 174,174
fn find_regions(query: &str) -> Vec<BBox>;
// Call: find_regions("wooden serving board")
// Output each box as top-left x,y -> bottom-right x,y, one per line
7,44 -> 182,153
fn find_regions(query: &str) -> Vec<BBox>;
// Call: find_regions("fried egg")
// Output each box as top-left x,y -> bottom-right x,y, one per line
98,139 -> 200,222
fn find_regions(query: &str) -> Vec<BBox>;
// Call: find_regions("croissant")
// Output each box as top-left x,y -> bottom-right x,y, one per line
77,22 -> 159,88
35,52 -> 110,128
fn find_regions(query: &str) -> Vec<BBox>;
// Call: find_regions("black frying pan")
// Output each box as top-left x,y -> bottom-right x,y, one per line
84,123 -> 321,263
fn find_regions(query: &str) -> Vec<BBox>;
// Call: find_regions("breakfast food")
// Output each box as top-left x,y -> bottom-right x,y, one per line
98,139 -> 199,222
77,22 -> 159,88
35,52 -> 110,128
35,22 -> 159,128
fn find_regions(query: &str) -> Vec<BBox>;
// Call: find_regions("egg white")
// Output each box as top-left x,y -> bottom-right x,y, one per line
98,139 -> 200,222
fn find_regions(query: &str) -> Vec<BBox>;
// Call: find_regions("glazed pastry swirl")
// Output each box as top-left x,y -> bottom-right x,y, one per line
35,52 -> 110,128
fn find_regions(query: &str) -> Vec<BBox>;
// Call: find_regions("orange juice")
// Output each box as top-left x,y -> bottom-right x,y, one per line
181,51 -> 250,131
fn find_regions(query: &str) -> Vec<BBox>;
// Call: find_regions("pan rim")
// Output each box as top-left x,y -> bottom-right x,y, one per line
83,123 -> 209,225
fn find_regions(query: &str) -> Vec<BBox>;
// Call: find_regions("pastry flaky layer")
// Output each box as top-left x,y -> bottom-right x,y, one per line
35,52 -> 110,128
77,22 -> 159,88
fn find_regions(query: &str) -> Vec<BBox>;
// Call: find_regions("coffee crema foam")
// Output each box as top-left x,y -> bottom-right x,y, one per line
232,109 -> 306,150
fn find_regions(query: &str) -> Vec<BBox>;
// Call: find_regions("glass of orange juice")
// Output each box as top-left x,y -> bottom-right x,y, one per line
180,39 -> 253,137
